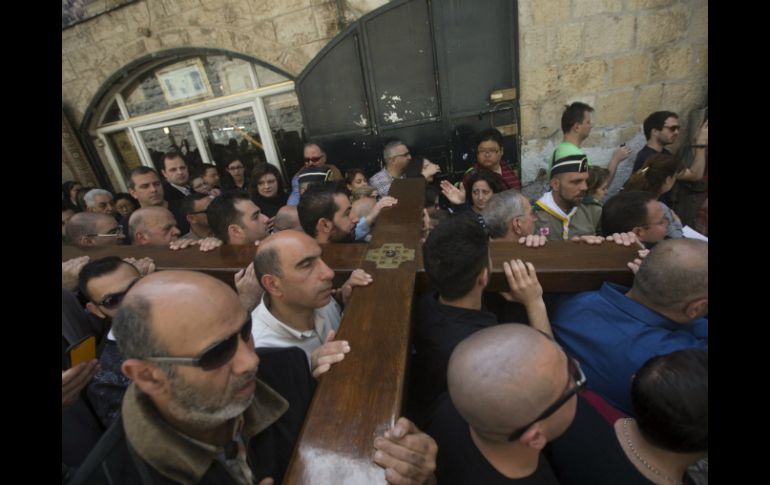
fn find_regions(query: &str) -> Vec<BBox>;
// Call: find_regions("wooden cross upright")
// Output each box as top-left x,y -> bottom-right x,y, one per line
62,178 -> 639,483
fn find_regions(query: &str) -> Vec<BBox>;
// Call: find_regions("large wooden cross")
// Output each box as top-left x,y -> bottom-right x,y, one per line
62,179 -> 638,483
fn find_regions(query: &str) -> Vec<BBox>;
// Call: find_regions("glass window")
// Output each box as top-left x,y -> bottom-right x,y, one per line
202,55 -> 256,96
263,92 -> 304,177
105,131 -> 143,175
196,107 -> 265,175
123,70 -> 171,117
139,123 -> 201,172
255,64 -> 289,87
102,100 -> 123,124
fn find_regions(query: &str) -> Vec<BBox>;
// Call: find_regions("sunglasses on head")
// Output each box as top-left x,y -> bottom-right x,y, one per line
145,317 -> 253,371
96,278 -> 141,310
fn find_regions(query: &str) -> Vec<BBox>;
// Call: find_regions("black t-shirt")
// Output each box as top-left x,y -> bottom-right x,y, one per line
408,292 -> 498,427
632,146 -> 672,173
428,394 -> 560,485
544,396 -> 654,485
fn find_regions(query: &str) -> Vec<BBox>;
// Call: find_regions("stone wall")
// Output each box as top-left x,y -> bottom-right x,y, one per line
518,0 -> 707,198
61,0 -> 388,129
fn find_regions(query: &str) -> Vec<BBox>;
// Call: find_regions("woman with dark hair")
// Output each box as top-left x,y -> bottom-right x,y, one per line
464,169 -> 505,214
62,181 -> 82,212
345,168 -> 368,194
248,163 -> 288,218
623,153 -> 686,239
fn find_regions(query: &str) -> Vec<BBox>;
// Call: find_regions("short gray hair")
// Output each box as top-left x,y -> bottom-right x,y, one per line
383,140 -> 406,164
64,212 -> 111,243
481,189 -> 527,239
634,239 -> 708,307
84,189 -> 113,208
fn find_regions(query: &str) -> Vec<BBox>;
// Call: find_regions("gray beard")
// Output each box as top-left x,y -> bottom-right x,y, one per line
165,371 -> 256,429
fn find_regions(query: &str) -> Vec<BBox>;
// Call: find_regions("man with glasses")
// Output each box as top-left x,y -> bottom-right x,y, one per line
179,192 -> 214,240
463,127 -> 522,191
369,139 -> 412,196
64,212 -> 125,246
482,189 -> 546,247
601,191 -> 670,249
428,324 -> 582,484
78,257 -> 149,428
72,270 -> 438,484
549,239 -> 707,415
633,111 -> 708,181
287,142 -> 344,205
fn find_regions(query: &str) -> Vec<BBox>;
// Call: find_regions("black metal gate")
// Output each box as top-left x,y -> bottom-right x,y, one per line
296,0 -> 519,179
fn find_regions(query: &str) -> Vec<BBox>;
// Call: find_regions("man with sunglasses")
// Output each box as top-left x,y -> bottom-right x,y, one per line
428,324 -> 582,484
73,270 -> 437,484
178,192 -> 214,240
369,140 -> 412,196
287,142 -> 344,205
78,257 -> 147,428
633,111 -> 708,181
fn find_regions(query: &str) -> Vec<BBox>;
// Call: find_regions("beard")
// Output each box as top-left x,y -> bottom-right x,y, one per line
330,224 -> 356,243
165,369 -> 256,429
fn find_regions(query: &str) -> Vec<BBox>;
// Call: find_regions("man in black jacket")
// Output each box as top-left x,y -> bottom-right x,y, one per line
71,270 -> 437,484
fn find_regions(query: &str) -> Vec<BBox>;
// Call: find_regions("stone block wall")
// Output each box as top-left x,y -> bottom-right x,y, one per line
61,0 -> 389,128
517,0 -> 707,198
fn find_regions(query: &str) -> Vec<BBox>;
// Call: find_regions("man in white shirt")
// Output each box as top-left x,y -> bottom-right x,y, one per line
251,230 -> 372,377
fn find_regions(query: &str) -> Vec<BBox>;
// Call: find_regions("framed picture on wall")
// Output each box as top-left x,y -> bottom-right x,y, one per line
156,59 -> 213,105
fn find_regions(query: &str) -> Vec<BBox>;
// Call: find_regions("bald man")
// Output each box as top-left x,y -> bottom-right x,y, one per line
550,239 -> 708,415
272,204 -> 302,232
128,206 -> 181,246
65,212 -> 125,246
251,231 -> 372,377
72,271 -> 437,484
428,324 -> 583,484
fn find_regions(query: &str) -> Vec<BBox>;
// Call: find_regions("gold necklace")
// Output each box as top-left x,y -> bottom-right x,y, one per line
622,418 -> 682,485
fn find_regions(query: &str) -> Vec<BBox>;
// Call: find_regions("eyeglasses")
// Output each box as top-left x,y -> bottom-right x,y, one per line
507,355 -> 587,442
227,165 -> 245,171
391,152 -> 410,159
304,156 -> 325,163
477,149 -> 500,155
96,278 -> 141,310
643,217 -> 669,229
663,125 -> 681,132
145,317 -> 253,371
86,226 -> 125,238
189,209 -> 208,215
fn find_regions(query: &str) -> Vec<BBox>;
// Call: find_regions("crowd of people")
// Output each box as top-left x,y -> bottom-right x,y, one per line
62,103 -> 707,484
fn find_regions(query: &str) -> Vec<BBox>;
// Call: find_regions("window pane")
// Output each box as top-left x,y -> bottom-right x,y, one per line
102,100 -> 123,123
123,70 -> 171,117
255,64 -> 289,87
139,123 -> 202,171
105,131 -> 143,175
263,92 -> 304,178
196,107 -> 265,179
202,55 -> 256,96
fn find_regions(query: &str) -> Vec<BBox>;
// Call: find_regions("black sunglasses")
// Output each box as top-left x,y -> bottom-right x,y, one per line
145,317 -> 253,371
507,355 -> 587,442
97,278 -> 141,310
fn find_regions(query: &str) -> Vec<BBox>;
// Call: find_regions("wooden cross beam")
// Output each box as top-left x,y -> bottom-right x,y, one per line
62,179 -> 638,483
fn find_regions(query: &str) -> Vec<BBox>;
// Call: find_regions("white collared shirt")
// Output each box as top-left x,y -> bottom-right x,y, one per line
250,294 -> 342,367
